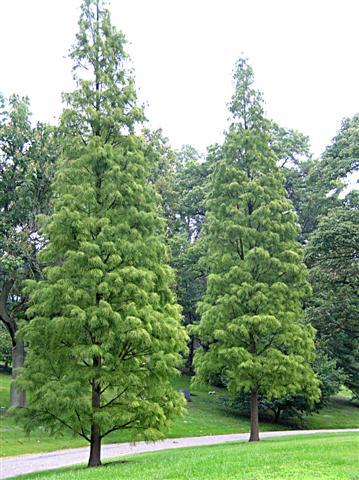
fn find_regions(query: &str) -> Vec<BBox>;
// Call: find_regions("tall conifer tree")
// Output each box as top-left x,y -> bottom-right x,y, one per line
194,58 -> 319,441
19,0 -> 187,467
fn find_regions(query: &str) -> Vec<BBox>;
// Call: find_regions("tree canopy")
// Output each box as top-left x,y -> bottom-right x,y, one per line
18,0 -> 187,467
306,198 -> 359,397
193,58 -> 319,441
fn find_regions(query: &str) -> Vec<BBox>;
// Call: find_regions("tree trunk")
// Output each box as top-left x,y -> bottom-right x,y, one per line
10,339 -> 26,407
187,336 -> 195,375
88,423 -> 101,467
274,407 -> 281,424
249,389 -> 260,442
88,355 -> 102,467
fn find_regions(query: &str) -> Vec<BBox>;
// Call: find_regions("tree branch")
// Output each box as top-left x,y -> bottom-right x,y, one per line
101,420 -> 136,439
100,386 -> 130,409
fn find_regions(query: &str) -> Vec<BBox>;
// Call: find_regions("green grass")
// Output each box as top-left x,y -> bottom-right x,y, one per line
305,395 -> 359,430
282,386 -> 358,430
1,372 -> 358,458
0,369 -> 11,407
9,433 -> 359,480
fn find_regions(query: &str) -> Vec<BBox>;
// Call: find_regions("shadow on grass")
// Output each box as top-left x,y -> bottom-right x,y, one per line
102,459 -> 133,467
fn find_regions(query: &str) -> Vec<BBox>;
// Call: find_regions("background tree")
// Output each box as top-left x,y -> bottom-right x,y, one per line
270,122 -> 336,242
145,136 -> 210,371
305,194 -> 359,397
144,128 -> 179,238
143,134 -> 208,371
0,94 -> 57,406
169,146 -> 210,371
193,57 -> 319,442
320,114 -> 358,191
269,123 -> 321,241
270,122 -> 311,170
274,113 -> 358,242
18,0 -> 187,468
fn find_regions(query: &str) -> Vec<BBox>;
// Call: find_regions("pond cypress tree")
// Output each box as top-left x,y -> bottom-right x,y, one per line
19,0 -> 187,467
194,58 -> 319,441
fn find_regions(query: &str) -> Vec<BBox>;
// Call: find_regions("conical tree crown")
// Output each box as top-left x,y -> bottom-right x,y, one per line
63,0 -> 143,140
19,0 -> 187,443
195,58 -> 319,401
229,57 -> 264,129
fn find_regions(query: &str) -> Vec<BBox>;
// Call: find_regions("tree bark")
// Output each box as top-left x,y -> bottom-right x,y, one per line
88,355 -> 102,467
88,423 -> 101,467
0,277 -> 28,407
187,335 -> 197,375
249,389 -> 260,442
10,339 -> 26,407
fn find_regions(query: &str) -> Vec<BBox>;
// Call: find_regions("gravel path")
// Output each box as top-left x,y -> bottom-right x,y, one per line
1,428 -> 358,479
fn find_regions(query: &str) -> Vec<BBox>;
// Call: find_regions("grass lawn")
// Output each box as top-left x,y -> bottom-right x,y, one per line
8,433 -> 359,480
305,396 -> 359,430
0,369 -> 12,406
1,372 -> 358,457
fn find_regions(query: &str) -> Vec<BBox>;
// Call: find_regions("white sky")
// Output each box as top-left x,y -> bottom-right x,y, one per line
1,0 -> 358,158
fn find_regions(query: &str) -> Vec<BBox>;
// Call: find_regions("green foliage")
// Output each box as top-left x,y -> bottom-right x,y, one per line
313,350 -> 346,403
169,147 -> 208,317
146,138 -> 210,371
273,350 -> 345,420
0,323 -> 12,367
276,113 -> 359,242
269,121 -> 335,242
0,94 -> 57,279
284,158 -> 338,241
262,351 -> 344,422
321,113 -> 359,186
168,146 -> 210,371
18,0 -> 187,459
62,0 -> 144,140
194,57 -> 319,411
305,202 -> 359,396
143,129 -> 179,236
270,122 -> 311,169
269,123 -> 324,241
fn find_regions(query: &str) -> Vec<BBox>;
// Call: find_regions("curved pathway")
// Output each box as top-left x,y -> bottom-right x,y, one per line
1,429 -> 358,479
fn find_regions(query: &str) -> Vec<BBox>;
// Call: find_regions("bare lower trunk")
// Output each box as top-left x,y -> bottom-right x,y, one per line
10,339 -> 26,407
88,355 -> 102,467
249,389 -> 260,442
187,336 -> 195,374
274,407 -> 281,424
88,423 -> 101,467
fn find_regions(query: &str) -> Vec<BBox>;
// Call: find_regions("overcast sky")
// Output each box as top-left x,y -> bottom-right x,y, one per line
1,0 -> 358,158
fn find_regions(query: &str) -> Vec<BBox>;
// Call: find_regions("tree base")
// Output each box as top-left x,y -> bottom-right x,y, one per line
87,460 -> 102,468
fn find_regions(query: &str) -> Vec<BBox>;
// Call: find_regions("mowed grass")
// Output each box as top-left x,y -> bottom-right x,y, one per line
0,370 -> 11,406
1,372 -> 358,457
305,388 -> 359,430
9,433 -> 359,480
